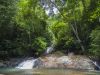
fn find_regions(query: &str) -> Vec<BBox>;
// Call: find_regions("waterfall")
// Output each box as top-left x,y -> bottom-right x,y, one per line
92,61 -> 100,70
45,45 -> 54,54
16,45 -> 54,69
89,56 -> 100,70
16,59 -> 37,69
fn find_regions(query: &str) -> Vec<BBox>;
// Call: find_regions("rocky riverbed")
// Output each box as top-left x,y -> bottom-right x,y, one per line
0,53 -> 99,71
35,54 -> 95,70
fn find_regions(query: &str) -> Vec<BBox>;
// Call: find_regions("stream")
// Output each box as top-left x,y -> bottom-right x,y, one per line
0,68 -> 100,75
0,46 -> 100,75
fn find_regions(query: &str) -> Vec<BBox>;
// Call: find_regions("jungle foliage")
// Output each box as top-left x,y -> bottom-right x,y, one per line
0,0 -> 100,59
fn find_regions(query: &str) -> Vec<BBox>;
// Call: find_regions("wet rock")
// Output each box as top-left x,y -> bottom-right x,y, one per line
73,58 -> 94,70
40,56 -> 58,68
0,62 -> 6,67
33,58 -> 43,68
56,56 -> 72,64
0,55 -> 96,70
38,55 -> 95,70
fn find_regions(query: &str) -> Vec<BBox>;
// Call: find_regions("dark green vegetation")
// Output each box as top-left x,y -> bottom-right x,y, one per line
0,0 -> 100,59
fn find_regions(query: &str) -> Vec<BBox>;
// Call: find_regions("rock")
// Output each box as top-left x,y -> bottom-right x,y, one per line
40,56 -> 58,68
0,62 -> 6,67
38,55 -> 95,70
73,58 -> 94,70
56,56 -> 72,64
33,58 -> 43,68
56,56 -> 74,68
0,55 -> 95,70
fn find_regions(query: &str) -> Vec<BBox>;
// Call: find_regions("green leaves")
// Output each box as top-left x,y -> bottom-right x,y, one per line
48,18 -> 74,49
0,0 -> 100,58
15,0 -> 47,35
89,27 -> 100,58
13,0 -> 48,56
32,37 -> 47,55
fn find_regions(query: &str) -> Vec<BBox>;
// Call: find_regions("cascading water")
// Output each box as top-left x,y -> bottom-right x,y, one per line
45,45 -> 54,54
89,56 -> 100,70
45,46 -> 54,54
92,61 -> 100,70
16,45 -> 54,69
15,45 -> 100,71
16,59 -> 37,69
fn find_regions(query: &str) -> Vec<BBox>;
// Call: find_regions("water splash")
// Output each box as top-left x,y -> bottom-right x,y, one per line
16,44 -> 55,69
16,59 -> 37,69
89,56 -> 100,70
92,61 -> 100,70
45,46 -> 54,54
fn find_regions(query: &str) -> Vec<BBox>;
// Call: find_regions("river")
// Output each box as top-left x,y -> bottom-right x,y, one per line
0,68 -> 100,75
0,46 -> 100,75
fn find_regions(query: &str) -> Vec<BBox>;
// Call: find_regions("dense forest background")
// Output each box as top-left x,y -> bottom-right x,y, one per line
0,0 -> 100,59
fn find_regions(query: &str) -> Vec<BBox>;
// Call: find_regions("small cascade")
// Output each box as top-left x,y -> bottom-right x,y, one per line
89,56 -> 100,70
16,59 -> 37,69
45,45 -> 54,54
92,61 -> 100,70
15,45 -> 54,69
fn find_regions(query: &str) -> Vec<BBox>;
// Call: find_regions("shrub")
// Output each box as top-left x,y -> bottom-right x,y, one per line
32,37 -> 47,55
89,26 -> 100,58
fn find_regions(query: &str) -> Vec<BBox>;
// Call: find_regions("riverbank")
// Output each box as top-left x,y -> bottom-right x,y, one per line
37,54 -> 95,70
0,52 -> 100,71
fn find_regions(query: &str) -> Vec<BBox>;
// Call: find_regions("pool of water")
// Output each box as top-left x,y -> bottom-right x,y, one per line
0,68 -> 100,75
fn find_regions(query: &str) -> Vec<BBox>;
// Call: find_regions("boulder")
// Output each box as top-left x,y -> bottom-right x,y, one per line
38,55 -> 95,70
0,62 -> 6,67
33,58 -> 43,68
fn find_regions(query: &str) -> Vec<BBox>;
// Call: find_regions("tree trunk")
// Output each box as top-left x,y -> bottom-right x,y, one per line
70,23 -> 85,52
50,0 -> 85,52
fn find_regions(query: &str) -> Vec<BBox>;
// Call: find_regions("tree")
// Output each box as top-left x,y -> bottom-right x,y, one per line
42,0 -> 100,54
48,18 -> 74,51
89,26 -> 100,59
44,0 -> 85,53
0,0 -> 17,58
15,0 -> 48,56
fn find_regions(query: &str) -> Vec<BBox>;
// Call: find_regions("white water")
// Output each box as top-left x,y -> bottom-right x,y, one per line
16,59 -> 37,69
92,61 -> 100,70
16,46 -> 54,69
45,46 -> 54,54
15,48 -> 100,70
